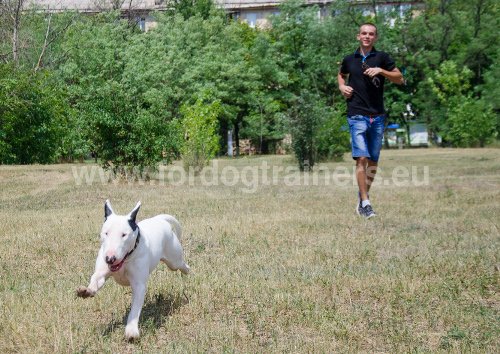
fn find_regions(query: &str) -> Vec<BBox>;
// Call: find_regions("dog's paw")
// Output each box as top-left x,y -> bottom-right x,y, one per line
125,325 -> 140,341
76,286 -> 95,298
180,264 -> 191,275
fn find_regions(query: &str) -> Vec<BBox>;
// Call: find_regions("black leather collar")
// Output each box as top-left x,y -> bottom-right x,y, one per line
123,229 -> 140,261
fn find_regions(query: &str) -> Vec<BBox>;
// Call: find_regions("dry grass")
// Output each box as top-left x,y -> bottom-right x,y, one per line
0,148 -> 498,353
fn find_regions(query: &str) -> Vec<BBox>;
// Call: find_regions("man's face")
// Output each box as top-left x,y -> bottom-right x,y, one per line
357,25 -> 378,48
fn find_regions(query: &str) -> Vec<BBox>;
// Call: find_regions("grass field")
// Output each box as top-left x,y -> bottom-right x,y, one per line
0,148 -> 498,353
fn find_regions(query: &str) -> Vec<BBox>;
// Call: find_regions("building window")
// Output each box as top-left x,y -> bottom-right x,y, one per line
400,4 -> 412,17
137,17 -> 146,31
376,4 -> 393,15
230,12 -> 241,21
245,13 -> 257,28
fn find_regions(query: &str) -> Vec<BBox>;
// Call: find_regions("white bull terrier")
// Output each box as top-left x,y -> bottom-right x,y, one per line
76,200 -> 190,340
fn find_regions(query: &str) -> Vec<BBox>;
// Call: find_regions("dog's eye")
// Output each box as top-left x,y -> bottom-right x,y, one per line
122,233 -> 127,238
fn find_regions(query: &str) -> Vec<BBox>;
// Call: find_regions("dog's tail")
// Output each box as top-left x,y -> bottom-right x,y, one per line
162,214 -> 182,241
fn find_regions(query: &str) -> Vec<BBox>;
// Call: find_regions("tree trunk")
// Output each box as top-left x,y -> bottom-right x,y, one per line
234,122 -> 240,157
12,0 -> 24,65
34,13 -> 52,72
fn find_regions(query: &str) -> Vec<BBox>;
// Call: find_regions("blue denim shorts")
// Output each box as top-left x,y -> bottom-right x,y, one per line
347,115 -> 385,162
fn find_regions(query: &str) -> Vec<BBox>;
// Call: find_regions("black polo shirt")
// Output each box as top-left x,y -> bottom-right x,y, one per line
340,47 -> 396,116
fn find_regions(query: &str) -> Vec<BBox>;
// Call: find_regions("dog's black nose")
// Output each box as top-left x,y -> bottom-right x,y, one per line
105,255 -> 116,265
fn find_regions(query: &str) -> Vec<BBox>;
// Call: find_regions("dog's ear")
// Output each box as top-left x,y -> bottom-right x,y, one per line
104,199 -> 114,220
128,201 -> 141,230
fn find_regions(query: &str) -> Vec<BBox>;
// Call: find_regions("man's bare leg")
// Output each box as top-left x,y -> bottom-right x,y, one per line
366,159 -> 378,195
356,157 -> 369,200
356,157 -> 377,218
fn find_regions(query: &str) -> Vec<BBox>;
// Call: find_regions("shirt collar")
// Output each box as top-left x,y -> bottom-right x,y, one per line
354,47 -> 378,57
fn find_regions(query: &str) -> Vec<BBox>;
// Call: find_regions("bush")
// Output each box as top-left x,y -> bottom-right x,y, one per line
289,91 -> 329,171
0,65 -> 68,164
443,98 -> 497,147
316,103 -> 350,161
85,97 -> 180,173
56,109 -> 90,162
181,98 -> 221,172
428,61 -> 497,147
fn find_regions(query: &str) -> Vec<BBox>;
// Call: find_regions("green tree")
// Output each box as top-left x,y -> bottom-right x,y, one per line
395,0 -> 499,140
479,48 -> 500,135
58,12 -> 181,170
270,0 -> 350,170
165,0 -> 219,20
236,26 -> 289,154
428,60 -> 496,146
120,12 -> 263,158
240,92 -> 287,154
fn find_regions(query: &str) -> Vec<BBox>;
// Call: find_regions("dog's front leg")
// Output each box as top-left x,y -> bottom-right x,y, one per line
77,250 -> 109,298
125,280 -> 147,340
76,269 -> 109,298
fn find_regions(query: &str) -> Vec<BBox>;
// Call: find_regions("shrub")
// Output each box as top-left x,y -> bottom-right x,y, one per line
289,91 -> 329,171
428,61 -> 497,147
444,98 -> 496,147
181,98 -> 221,172
316,103 -> 350,161
86,99 -> 180,174
0,65 -> 68,164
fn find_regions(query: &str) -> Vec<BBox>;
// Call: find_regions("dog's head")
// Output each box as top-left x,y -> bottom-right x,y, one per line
100,200 -> 141,272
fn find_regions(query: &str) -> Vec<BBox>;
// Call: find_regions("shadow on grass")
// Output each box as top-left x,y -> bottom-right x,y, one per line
103,291 -> 189,337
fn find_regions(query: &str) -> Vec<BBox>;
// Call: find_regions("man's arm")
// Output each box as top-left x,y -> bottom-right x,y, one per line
363,67 -> 405,85
338,72 -> 354,98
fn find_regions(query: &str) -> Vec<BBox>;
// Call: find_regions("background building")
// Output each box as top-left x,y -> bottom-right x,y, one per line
25,0 -> 423,30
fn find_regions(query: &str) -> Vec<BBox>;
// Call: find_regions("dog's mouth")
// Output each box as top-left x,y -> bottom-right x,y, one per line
109,258 -> 125,272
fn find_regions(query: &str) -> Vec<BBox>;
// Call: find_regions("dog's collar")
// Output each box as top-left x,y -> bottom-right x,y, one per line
123,229 -> 140,261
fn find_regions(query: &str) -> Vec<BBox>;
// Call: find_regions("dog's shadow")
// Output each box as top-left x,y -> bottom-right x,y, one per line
103,291 -> 188,337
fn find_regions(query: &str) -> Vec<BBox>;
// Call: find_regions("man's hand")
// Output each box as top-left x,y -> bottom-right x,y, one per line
364,67 -> 405,85
339,84 -> 354,98
363,67 -> 383,78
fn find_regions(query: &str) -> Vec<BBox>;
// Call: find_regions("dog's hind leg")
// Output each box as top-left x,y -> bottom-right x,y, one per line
178,262 -> 191,275
161,258 -> 191,274
161,226 -> 190,274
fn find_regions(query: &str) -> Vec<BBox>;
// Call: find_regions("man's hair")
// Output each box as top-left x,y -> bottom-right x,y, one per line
359,23 -> 378,35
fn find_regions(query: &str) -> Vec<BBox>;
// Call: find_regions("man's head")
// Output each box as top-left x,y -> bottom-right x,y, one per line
357,23 -> 378,50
